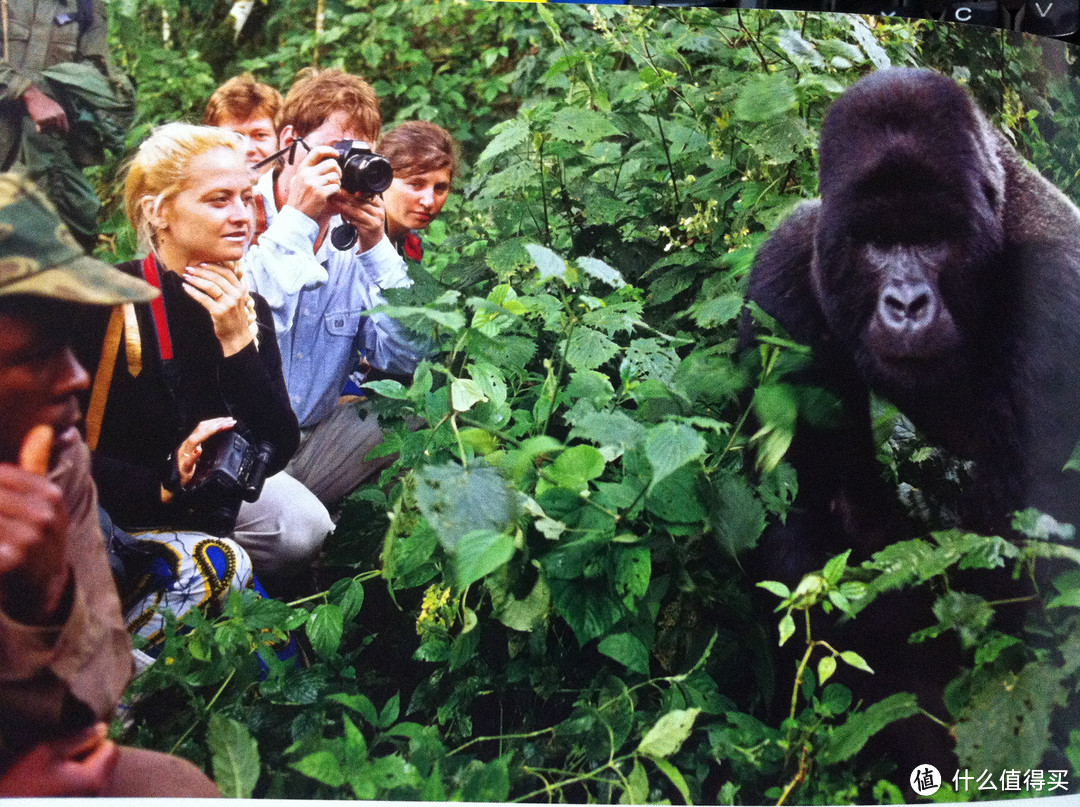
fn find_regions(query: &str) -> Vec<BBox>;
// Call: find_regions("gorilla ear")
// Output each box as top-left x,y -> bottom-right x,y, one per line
998,134 -> 1080,244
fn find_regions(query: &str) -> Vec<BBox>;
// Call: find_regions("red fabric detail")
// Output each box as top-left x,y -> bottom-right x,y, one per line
403,232 -> 424,262
141,254 -> 173,361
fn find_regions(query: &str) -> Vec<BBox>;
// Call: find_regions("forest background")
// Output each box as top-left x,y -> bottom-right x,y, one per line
97,1 -> 1080,803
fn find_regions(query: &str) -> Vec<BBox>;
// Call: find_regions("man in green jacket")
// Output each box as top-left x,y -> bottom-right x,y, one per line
0,0 -> 133,250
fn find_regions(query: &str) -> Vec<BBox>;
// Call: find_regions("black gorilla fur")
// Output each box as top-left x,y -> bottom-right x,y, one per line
740,67 -> 1080,776
744,67 -> 1080,574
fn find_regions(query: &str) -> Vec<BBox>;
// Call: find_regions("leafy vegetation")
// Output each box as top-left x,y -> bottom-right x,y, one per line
105,2 -> 1080,802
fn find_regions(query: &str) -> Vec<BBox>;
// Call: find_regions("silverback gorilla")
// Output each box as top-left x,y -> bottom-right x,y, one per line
741,68 -> 1080,777
744,67 -> 1080,576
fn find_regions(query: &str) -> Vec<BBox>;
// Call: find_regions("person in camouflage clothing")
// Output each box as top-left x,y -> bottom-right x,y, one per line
0,0 -> 134,250
0,173 -> 219,796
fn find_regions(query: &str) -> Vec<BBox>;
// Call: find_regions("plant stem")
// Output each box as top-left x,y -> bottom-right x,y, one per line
169,668 -> 236,755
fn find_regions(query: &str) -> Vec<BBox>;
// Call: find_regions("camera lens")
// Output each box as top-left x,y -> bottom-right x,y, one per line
341,153 -> 394,195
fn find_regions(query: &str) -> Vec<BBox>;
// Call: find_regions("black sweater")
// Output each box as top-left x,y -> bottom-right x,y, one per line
78,258 -> 300,531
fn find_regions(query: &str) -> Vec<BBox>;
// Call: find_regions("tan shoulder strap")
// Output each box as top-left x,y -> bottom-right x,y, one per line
85,304 -> 125,451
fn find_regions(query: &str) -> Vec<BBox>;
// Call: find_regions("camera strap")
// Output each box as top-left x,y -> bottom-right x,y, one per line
85,256 -> 177,450
141,253 -> 174,361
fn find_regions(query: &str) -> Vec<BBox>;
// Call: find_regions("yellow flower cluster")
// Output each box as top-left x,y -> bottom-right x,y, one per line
416,583 -> 456,637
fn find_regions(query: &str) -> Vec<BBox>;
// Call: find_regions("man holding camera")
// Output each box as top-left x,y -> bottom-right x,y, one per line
244,67 -> 423,509
0,173 -> 218,796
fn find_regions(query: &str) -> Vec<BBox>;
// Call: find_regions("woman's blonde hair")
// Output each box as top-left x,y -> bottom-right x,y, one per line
124,122 -> 247,253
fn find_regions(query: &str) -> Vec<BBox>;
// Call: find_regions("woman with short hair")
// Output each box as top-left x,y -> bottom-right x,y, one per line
80,124 -> 332,642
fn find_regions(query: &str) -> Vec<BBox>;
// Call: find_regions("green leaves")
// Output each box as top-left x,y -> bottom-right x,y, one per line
644,422 -> 706,492
565,327 -> 620,371
543,445 -> 606,493
637,708 -> 701,758
820,694 -> 919,764
734,74 -> 798,122
455,530 -> 517,589
415,462 -> 517,551
307,604 -> 344,658
526,244 -> 568,282
208,715 -> 260,798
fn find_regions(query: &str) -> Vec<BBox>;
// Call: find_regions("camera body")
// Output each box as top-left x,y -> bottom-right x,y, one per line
183,428 -> 274,536
331,140 -> 394,195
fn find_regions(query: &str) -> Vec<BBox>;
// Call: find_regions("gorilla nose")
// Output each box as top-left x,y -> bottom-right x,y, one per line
879,280 -> 935,331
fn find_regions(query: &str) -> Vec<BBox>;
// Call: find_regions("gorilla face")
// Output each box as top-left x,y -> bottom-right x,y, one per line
810,69 -> 1007,401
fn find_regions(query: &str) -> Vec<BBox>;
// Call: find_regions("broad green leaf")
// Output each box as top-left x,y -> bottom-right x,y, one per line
548,577 -> 622,644
956,660 -> 1067,774
566,369 -> 615,403
328,693 -> 379,725
615,546 -> 650,608
820,693 -> 919,764
823,549 -> 851,585
621,338 -> 680,384
637,708 -> 701,758
549,106 -> 620,144
650,757 -> 692,804
454,529 -> 516,588
477,117 -> 530,164
598,632 -> 650,675
711,474 -> 768,556
565,327 -> 619,371
733,74 -> 797,122
451,377 -> 489,412
333,578 -> 365,623
379,692 -> 401,728
645,422 -> 706,491
688,291 -> 743,328
577,256 -> 626,288
364,379 -> 410,399
849,16 -> 892,69
569,407 -> 646,461
416,462 -> 517,550
491,570 -> 551,632
207,714 -> 260,798
545,444 -> 606,492
526,243 -> 568,282
621,759 -> 649,804
777,28 -> 825,67
291,750 -> 344,788
582,302 -> 640,337
307,603 -> 344,658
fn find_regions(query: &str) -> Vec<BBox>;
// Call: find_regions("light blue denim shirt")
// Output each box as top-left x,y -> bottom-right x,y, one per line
242,170 -> 423,428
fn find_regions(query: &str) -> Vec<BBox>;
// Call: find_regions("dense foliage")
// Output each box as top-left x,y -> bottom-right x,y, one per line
105,2 -> 1080,802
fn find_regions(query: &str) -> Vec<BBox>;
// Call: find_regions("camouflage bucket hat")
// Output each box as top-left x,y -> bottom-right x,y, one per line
0,173 -> 157,304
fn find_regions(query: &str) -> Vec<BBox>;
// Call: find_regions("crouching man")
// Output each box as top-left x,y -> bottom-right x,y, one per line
0,174 -> 218,796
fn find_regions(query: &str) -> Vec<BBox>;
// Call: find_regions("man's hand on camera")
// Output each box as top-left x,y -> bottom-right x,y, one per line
336,192 -> 386,253
0,424 -> 70,624
22,87 -> 68,134
284,145 -> 343,223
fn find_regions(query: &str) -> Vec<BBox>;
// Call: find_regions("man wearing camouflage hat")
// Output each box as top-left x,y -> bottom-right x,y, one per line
0,174 -> 218,796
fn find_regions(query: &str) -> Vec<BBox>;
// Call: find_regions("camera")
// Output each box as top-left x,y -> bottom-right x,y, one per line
182,428 -> 274,536
331,140 -> 394,195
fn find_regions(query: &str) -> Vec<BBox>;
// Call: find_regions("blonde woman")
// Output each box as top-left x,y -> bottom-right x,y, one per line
79,123 -> 331,614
